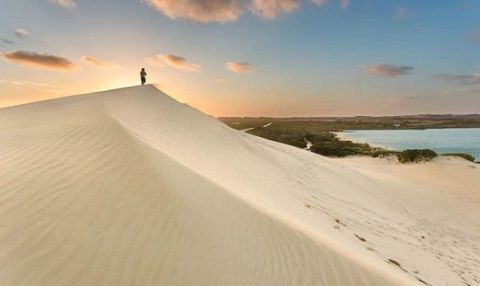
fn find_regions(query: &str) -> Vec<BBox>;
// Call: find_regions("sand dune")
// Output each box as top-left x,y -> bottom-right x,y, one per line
1,85 -> 479,286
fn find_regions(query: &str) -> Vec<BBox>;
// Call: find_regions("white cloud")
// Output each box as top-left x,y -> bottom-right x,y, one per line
47,0 -> 77,10
14,28 -> 30,38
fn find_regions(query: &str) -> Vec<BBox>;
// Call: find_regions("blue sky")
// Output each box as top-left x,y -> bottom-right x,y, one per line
1,0 -> 479,116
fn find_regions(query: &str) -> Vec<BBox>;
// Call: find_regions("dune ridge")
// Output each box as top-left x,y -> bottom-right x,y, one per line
1,85 -> 479,286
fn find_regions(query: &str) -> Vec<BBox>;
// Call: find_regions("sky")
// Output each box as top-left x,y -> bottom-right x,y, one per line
0,0 -> 479,117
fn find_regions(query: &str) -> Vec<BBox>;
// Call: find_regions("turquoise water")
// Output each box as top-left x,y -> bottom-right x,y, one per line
338,128 -> 480,160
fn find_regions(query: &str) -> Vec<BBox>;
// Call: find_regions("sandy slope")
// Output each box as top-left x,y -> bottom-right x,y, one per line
1,85 -> 479,286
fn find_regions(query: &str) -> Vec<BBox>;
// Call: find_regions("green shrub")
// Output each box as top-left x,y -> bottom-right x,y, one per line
371,150 -> 399,158
396,149 -> 437,163
310,145 -> 358,157
442,153 -> 475,162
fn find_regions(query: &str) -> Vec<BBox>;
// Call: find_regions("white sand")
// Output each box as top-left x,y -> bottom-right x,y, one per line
1,85 -> 479,286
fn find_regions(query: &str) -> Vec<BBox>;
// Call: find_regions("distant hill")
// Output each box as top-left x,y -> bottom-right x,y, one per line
220,114 -> 480,130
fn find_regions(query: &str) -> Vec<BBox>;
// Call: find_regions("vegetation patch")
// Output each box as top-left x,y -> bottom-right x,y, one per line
371,150 -> 400,158
396,149 -> 437,163
442,153 -> 475,162
246,123 -> 383,158
220,117 -> 477,162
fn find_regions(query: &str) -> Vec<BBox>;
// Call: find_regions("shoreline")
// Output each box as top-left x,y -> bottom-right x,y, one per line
334,129 -> 479,162
333,131 -> 397,151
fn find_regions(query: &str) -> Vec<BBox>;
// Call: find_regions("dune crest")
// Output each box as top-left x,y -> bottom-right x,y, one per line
1,85 -> 479,286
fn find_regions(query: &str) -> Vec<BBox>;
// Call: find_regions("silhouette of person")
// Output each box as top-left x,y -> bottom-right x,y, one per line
140,68 -> 147,85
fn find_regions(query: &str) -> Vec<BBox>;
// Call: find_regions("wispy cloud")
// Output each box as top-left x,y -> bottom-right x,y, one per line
311,0 -> 328,6
394,6 -> 408,19
147,54 -> 201,71
47,0 -> 76,10
15,28 -> 30,38
433,74 -> 480,85
227,61 -> 255,73
12,28 -> 50,44
2,50 -> 77,71
1,39 -> 15,45
364,64 -> 413,78
311,0 -> 348,8
81,56 -> 122,70
250,0 -> 301,20
143,0 -> 350,23
0,78 -> 60,93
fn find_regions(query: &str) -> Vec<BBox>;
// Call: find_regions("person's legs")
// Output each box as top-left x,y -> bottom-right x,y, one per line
141,77 -> 146,85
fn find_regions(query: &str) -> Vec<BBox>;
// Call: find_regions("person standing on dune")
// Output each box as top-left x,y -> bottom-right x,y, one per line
140,68 -> 147,85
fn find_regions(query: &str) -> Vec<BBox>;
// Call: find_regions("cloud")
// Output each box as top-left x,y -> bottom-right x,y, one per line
2,50 -> 77,71
47,0 -> 76,9
311,0 -> 328,6
15,28 -> 30,38
0,78 -> 60,93
148,54 -> 201,71
433,74 -> 480,85
311,0 -> 348,8
394,6 -> 408,19
13,28 -> 50,44
1,39 -> 15,45
364,64 -> 413,78
143,0 -> 350,22
250,0 -> 301,20
227,62 -> 255,73
143,0 -> 244,23
81,56 -> 122,70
